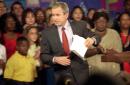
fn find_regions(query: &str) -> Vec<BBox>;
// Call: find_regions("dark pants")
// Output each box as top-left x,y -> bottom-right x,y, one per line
0,75 -> 5,85
46,67 -> 55,85
55,72 -> 76,85
5,80 -> 33,85
34,68 -> 47,85
54,68 -> 77,85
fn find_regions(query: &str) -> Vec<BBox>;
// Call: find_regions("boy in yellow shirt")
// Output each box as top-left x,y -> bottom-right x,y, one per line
4,36 -> 38,85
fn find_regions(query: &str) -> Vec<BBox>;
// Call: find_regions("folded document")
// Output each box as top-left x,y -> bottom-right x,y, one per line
70,35 -> 88,59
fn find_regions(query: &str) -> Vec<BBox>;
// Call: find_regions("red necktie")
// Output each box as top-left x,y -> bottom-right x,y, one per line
62,27 -> 70,56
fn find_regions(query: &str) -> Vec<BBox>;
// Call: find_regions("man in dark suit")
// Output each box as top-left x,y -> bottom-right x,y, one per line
40,2 -> 100,85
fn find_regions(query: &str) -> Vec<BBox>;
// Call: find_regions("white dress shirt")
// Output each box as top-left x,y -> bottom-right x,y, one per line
57,20 -> 73,47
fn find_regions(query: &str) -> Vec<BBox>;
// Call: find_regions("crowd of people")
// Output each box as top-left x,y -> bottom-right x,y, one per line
1,0 -> 130,85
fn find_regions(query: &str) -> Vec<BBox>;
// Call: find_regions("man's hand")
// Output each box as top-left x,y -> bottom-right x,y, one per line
96,45 -> 105,54
53,56 -> 71,66
85,37 -> 95,48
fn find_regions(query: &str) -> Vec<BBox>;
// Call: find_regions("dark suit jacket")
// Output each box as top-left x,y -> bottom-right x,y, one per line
40,21 -> 100,85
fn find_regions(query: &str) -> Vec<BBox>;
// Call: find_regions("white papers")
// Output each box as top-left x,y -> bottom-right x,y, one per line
70,35 -> 88,59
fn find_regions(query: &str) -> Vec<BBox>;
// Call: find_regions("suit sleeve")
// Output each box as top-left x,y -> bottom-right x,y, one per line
40,31 -> 54,65
83,28 -> 101,46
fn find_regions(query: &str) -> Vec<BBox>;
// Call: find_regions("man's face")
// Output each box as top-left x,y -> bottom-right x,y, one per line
17,41 -> 29,56
51,7 -> 68,26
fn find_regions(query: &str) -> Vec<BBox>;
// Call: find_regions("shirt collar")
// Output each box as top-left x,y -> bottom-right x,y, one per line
15,51 -> 27,58
58,20 -> 71,30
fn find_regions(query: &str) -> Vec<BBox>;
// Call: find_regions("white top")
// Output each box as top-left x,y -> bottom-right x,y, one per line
0,44 -> 6,75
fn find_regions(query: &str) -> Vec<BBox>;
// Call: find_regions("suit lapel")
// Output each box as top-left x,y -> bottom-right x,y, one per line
70,22 -> 77,35
52,26 -> 64,54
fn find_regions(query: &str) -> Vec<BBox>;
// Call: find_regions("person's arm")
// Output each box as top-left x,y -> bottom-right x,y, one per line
40,31 -> 54,65
40,30 -> 70,66
85,48 -> 98,58
116,51 -> 130,62
83,28 -> 101,46
85,46 -> 104,58
102,51 -> 130,63
34,46 -> 41,66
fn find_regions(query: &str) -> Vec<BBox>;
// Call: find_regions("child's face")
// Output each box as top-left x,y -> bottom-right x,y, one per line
25,12 -> 35,25
17,41 -> 29,56
27,28 -> 38,43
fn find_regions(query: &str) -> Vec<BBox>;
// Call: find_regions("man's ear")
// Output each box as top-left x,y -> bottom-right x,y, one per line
65,12 -> 69,19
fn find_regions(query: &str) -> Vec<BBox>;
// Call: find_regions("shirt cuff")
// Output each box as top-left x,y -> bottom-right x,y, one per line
92,37 -> 97,46
52,57 -> 56,64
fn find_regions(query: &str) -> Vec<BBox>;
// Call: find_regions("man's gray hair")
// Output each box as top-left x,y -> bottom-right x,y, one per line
51,2 -> 69,13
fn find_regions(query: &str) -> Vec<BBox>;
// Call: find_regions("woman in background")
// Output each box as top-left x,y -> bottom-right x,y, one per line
70,6 -> 86,21
70,6 -> 88,29
114,12 -> 130,73
2,13 -> 21,59
22,9 -> 37,30
86,12 -> 122,76
86,8 -> 96,29
10,1 -> 24,33
35,8 -> 46,31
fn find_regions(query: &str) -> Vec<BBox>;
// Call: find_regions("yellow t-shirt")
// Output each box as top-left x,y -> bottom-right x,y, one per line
4,51 -> 37,82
